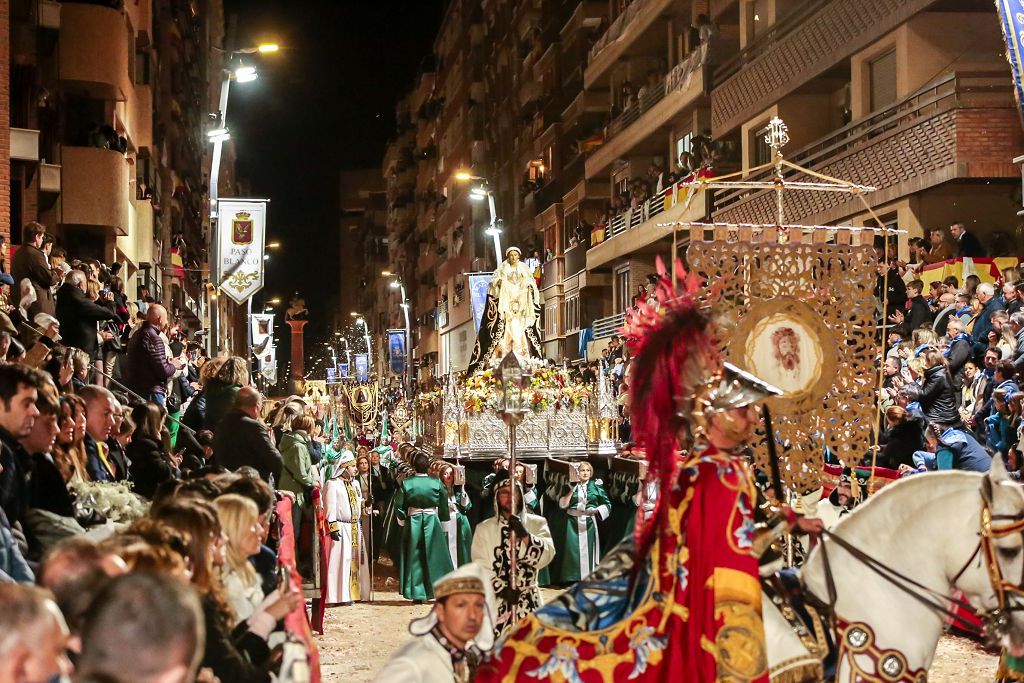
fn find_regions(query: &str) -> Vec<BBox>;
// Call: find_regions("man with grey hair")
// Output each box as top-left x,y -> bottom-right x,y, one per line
971,281 -> 1005,352
945,317 -> 973,389
77,573 -> 205,683
54,269 -> 116,374
123,303 -> 184,407
1011,311 -> 1024,373
0,583 -> 72,683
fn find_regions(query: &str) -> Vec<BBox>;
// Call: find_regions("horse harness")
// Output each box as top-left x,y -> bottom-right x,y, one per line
813,479 -> 1024,682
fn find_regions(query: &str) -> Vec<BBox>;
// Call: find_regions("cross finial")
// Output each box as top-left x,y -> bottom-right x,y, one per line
764,116 -> 789,153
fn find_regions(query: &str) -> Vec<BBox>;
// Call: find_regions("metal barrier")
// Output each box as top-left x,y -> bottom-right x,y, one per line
593,312 -> 626,339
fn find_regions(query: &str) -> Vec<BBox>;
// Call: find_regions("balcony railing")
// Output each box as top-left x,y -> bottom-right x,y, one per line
591,179 -> 699,247
713,70 -> 1013,222
592,312 -> 625,340
599,42 -> 709,145
588,0 -> 648,64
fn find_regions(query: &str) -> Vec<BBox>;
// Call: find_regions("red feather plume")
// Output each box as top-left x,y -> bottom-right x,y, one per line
621,257 -> 718,557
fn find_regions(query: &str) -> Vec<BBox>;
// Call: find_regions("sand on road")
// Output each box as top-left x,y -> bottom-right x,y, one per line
315,589 -> 998,682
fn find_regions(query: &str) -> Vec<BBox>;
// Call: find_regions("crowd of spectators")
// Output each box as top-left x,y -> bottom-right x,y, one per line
0,221 -> 322,681
874,224 -> 1024,474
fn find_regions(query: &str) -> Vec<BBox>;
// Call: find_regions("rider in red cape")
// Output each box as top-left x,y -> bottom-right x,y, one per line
476,260 -> 789,682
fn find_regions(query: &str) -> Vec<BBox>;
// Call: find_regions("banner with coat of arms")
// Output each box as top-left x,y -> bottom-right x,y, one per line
218,198 -> 268,304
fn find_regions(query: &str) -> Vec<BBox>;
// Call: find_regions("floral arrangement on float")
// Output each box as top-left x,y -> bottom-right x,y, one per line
461,367 -> 591,415
69,480 -> 148,525
415,390 -> 442,413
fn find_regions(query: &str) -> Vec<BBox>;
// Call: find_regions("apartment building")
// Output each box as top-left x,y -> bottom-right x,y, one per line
337,169 -> 388,372
4,0 -> 232,339
377,0 -> 1019,379
577,0 -> 1021,353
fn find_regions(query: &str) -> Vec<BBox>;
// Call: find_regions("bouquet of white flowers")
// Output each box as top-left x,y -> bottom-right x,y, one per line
69,480 -> 149,525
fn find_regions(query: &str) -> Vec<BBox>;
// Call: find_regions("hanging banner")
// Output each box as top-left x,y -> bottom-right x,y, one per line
387,329 -> 407,375
339,362 -> 349,379
354,353 -> 369,383
467,272 -> 494,332
251,314 -> 274,353
217,198 -> 268,304
261,361 -> 277,384
996,0 -> 1024,124
258,345 -> 276,372
326,367 -> 338,384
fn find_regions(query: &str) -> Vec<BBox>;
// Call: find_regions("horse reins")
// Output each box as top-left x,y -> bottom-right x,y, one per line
817,481 -> 1024,644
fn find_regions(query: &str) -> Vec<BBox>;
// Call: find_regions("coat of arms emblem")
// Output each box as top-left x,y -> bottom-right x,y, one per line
232,211 -> 253,244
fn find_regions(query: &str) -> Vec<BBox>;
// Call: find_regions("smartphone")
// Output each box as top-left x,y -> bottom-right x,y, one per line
276,563 -> 290,593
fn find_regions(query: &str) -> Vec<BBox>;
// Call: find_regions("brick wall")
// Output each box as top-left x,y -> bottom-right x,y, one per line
0,0 -> 10,242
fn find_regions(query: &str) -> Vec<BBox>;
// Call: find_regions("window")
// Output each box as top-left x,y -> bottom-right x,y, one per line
544,301 -> 559,338
869,49 -> 897,112
751,122 -> 772,168
564,295 -> 580,333
750,0 -> 771,42
615,267 -> 630,314
135,50 -> 150,85
563,207 -> 580,249
675,132 -> 693,169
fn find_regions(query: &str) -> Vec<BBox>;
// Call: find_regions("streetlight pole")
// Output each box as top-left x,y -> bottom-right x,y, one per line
455,171 -> 503,265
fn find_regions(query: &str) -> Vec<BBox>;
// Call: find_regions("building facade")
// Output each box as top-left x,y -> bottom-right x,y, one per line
378,0 -> 1022,381
4,0 -> 239,345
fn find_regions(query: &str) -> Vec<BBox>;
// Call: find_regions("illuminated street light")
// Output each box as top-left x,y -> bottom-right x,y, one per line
257,43 -> 280,53
389,280 -> 401,289
381,270 -> 393,276
267,241 -> 281,249
234,65 -> 258,82
267,297 -> 282,305
454,170 -> 501,259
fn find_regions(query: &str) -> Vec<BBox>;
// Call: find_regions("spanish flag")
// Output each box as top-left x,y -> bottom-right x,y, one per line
170,248 -> 185,280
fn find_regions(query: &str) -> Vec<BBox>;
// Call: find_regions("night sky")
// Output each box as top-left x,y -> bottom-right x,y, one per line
223,0 -> 443,362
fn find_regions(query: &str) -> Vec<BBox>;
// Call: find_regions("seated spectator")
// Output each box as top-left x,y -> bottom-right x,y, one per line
0,583 -> 72,681
922,228 -> 956,264
127,402 -> 180,499
203,356 -> 249,430
78,386 -> 125,482
900,350 -> 959,426
151,500 -> 275,682
212,387 -> 282,484
908,423 -> 991,473
986,388 -> 1014,457
888,279 -> 930,338
76,572 -> 204,683
877,406 -> 925,470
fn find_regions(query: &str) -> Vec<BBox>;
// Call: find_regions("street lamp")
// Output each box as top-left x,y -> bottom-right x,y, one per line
496,351 -> 531,599
207,35 -> 281,356
350,312 -> 373,378
455,170 -> 502,263
385,272 -> 413,397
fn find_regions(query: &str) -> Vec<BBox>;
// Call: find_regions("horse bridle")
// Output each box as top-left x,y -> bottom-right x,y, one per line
819,479 -> 1024,647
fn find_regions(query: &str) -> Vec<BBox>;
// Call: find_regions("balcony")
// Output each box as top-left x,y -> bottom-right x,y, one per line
586,43 -> 709,179
59,3 -> 131,101
713,71 -> 1021,227
540,256 -> 565,291
592,312 -> 625,339
585,0 -> 678,89
565,242 -> 587,277
710,0 -> 936,137
61,146 -> 130,234
10,128 -> 40,161
588,181 -> 708,269
124,83 -> 153,150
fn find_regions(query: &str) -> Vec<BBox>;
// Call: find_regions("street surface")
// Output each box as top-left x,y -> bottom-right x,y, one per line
315,564 -> 998,682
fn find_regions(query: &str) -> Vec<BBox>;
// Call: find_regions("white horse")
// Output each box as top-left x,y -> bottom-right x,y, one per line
793,457 -> 1024,681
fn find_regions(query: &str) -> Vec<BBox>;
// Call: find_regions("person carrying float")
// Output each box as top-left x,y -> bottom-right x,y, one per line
477,261 -> 811,682
324,449 -> 370,605
471,470 -> 555,638
439,462 -> 473,568
555,460 -> 610,582
395,451 -> 454,601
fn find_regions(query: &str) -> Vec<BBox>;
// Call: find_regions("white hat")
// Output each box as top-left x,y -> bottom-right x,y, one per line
408,563 -> 497,651
504,246 -> 522,257
336,449 -> 356,467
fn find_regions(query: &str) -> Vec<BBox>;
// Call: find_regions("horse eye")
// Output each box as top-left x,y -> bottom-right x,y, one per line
998,546 -> 1021,561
